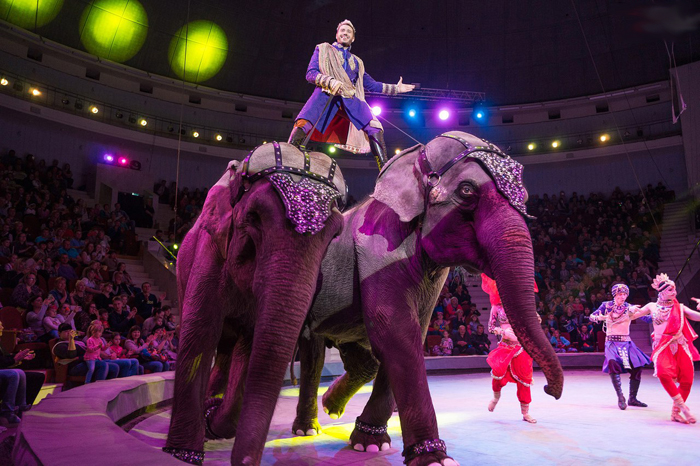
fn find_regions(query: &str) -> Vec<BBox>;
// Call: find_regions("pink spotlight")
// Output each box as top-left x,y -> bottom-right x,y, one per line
104,154 -> 114,163
371,106 -> 382,116
118,157 -> 128,166
438,109 -> 450,121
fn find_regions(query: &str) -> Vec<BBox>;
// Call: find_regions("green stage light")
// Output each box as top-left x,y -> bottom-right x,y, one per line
168,20 -> 228,83
0,0 -> 63,29
79,0 -> 148,63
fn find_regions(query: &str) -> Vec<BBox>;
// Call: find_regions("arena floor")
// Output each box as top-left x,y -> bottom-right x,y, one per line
127,370 -> 700,465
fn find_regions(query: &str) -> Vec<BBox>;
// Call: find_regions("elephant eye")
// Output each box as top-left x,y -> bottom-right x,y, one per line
458,182 -> 475,199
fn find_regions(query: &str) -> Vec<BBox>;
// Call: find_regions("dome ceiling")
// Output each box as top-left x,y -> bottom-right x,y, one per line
3,0 -> 700,106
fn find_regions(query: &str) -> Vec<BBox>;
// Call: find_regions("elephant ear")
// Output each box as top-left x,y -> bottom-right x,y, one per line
371,144 -> 424,222
198,162 -> 238,254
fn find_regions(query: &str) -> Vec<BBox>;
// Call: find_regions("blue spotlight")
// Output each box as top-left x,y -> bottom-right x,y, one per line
408,109 -> 417,118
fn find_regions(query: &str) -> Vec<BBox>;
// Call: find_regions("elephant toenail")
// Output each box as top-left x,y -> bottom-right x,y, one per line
380,442 -> 390,451
330,413 -> 339,419
353,444 -> 365,451
305,429 -> 316,436
295,429 -> 304,436
366,444 -> 379,453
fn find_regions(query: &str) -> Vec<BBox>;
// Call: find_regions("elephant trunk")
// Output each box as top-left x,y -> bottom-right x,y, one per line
478,205 -> 564,399
230,246 -> 325,463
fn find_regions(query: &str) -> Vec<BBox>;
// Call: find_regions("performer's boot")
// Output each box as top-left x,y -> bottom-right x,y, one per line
628,378 -> 647,407
368,131 -> 388,170
288,126 -> 308,148
487,391 -> 501,412
520,403 -> 537,424
673,394 -> 696,424
610,373 -> 627,410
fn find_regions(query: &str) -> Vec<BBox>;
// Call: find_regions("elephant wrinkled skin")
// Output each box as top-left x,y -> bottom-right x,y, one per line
165,143 -> 344,465
292,131 -> 564,465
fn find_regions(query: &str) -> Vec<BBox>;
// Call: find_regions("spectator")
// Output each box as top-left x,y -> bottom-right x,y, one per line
470,324 -> 491,355
124,326 -> 165,373
550,329 -> 576,353
0,322 -> 45,425
57,303 -> 78,330
74,302 -> 99,334
42,302 -> 62,339
451,325 -> 474,355
577,324 -> 596,352
49,277 -> 73,307
108,296 -> 137,335
70,278 -> 92,309
468,313 -> 481,334
26,294 -> 55,342
112,271 -> 133,297
56,254 -> 78,280
134,282 -> 163,320
449,309 -> 469,336
83,322 -> 105,383
142,308 -> 165,338
58,239 -> 78,259
10,272 -> 41,308
93,282 -> 115,310
435,330 -> 453,356
52,323 -> 116,383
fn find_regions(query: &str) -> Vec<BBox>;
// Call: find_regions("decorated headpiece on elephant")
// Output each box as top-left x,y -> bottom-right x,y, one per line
283,131 -> 564,464
164,141 -> 346,465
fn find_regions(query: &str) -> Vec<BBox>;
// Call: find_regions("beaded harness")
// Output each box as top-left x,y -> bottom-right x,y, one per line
238,141 -> 346,235
414,133 -> 531,218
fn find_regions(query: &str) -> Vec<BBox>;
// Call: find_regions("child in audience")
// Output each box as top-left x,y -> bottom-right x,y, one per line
84,322 -> 105,383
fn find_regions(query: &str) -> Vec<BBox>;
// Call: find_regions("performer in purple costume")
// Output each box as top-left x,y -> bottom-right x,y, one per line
590,283 -> 652,410
288,20 -> 415,169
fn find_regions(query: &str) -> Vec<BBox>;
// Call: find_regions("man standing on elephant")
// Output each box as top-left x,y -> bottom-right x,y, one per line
288,19 -> 415,169
590,283 -> 651,410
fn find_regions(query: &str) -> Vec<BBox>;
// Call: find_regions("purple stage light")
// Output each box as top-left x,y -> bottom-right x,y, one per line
371,105 -> 382,116
118,157 -> 128,166
104,154 -> 114,163
438,109 -> 450,120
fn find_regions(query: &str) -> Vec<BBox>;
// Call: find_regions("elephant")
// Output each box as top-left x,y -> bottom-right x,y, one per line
287,131 -> 564,465
164,141 -> 346,465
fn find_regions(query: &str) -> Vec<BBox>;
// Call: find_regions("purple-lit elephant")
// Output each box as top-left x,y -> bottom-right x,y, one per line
290,131 -> 564,465
164,142 -> 346,465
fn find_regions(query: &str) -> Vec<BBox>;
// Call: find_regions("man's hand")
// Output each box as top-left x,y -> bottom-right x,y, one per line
396,76 -> 415,93
14,349 -> 31,363
329,79 -> 343,95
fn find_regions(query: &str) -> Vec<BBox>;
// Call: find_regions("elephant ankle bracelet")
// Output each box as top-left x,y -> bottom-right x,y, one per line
162,447 -> 205,465
402,439 -> 447,463
355,417 -> 388,435
204,404 -> 223,440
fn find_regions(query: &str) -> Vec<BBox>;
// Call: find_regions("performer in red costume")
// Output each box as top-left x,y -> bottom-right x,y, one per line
482,274 -> 538,423
636,274 -> 700,424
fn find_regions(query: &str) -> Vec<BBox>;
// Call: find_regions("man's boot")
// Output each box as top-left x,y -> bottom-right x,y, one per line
368,131 -> 388,170
610,373 -> 627,410
628,378 -> 647,407
288,126 -> 308,148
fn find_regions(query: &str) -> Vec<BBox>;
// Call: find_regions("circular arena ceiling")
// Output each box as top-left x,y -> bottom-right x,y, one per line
2,0 -> 699,105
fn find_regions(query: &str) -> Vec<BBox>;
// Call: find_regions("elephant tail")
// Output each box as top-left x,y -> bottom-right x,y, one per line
289,341 -> 299,386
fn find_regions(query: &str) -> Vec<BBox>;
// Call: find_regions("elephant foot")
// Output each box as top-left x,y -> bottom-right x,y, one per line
203,397 -> 235,440
403,439 -> 458,466
322,377 -> 351,419
348,417 -> 391,452
292,417 -> 322,436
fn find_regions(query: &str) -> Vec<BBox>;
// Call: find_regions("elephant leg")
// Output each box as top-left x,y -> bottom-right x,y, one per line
165,238 -> 225,461
349,363 -> 394,453
322,342 -> 379,419
293,332 -> 325,436
363,300 -> 454,466
207,320 -> 239,399
206,334 -> 251,440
